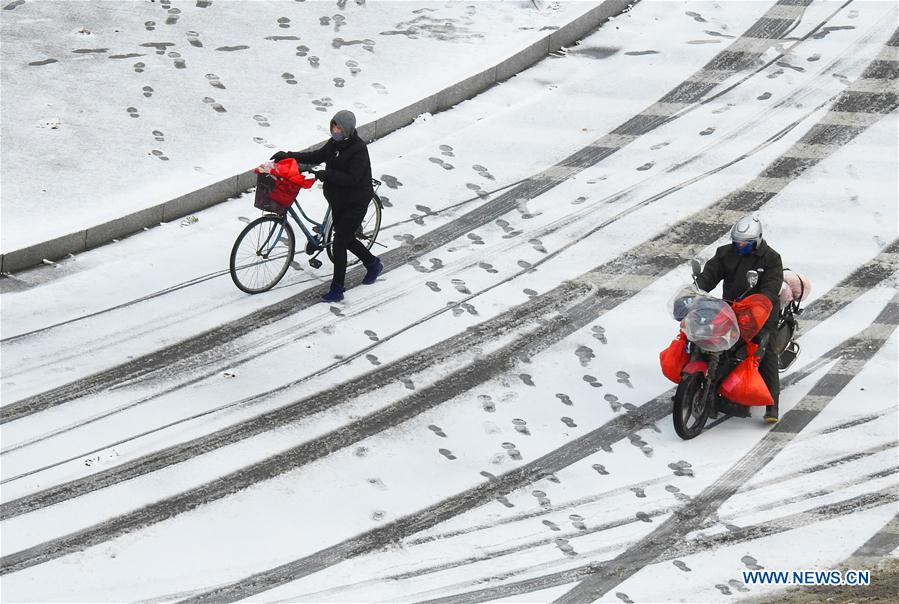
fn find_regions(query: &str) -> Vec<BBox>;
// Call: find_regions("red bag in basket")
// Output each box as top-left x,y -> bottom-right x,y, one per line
269,158 -> 316,206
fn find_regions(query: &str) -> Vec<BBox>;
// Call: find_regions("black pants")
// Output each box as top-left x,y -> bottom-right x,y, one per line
757,327 -> 780,414
331,203 -> 374,287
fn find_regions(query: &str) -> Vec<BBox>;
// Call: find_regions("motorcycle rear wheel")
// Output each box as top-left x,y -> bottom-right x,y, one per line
673,373 -> 712,440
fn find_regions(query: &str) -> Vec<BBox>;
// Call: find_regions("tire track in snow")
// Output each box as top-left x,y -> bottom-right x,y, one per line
406,486 -> 898,604
227,463 -> 899,603
90,264 -> 899,598
552,295 -> 899,603
0,0 -> 813,424
1,84 -> 840,470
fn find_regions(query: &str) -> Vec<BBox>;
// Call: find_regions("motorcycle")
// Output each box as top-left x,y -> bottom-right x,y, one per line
665,260 -> 801,440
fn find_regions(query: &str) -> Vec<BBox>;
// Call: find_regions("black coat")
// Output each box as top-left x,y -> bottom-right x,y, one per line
696,239 -> 784,329
287,133 -> 373,211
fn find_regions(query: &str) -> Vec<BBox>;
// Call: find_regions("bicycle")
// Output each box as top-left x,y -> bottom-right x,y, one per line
229,174 -> 384,294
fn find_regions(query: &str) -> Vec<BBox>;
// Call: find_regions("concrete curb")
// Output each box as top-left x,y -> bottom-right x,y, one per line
0,0 -> 633,275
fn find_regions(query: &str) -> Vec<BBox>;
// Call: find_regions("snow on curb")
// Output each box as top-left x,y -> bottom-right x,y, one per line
0,0 -> 634,275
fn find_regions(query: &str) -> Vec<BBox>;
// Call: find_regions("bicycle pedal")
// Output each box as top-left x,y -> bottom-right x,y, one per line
309,258 -> 322,269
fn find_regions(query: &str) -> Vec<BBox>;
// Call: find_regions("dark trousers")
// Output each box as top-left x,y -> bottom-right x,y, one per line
331,203 -> 374,287
757,327 -> 780,415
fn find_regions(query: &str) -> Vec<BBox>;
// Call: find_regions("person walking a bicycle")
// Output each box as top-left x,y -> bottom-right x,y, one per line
271,109 -> 383,302
694,215 -> 784,423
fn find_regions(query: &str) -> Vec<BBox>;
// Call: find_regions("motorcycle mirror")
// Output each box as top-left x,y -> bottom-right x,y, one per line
747,270 -> 759,289
690,258 -> 702,278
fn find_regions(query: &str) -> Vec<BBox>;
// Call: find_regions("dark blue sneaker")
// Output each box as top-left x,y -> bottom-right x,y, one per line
320,283 -> 345,303
362,258 -> 383,285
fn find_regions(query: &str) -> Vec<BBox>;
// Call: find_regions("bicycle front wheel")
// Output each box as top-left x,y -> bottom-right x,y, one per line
326,194 -> 383,265
230,216 -> 296,294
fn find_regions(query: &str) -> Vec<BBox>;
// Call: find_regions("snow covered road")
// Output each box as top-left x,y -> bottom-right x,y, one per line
1,1 -> 897,602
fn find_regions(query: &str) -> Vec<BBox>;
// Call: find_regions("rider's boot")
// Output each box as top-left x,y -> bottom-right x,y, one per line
764,404 -> 779,424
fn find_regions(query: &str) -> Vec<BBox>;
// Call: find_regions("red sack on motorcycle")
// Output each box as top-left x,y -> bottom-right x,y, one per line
731,294 -> 772,343
660,330 -> 690,383
269,158 -> 316,206
718,342 -> 773,406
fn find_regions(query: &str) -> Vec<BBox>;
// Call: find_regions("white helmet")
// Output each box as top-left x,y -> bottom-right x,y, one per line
730,215 -> 763,247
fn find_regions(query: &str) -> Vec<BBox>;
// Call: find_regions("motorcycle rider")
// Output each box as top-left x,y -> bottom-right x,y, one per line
695,216 -> 784,423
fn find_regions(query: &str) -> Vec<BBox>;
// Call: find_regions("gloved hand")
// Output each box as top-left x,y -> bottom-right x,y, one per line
313,169 -> 326,181
270,151 -> 290,161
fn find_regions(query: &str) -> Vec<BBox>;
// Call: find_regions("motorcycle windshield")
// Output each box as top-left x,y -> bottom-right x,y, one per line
681,298 -> 740,352
668,284 -> 705,321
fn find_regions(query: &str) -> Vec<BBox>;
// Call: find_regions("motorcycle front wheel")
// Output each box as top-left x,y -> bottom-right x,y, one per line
673,373 -> 712,440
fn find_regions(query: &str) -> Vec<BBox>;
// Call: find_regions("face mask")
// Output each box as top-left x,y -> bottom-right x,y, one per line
732,240 -> 754,256
331,130 -> 345,142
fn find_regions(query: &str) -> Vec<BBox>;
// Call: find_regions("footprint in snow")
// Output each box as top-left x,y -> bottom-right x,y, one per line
532,490 -> 551,507
502,442 -> 523,460
151,149 -> 170,161
636,511 -> 652,523
591,325 -> 607,344
699,127 -> 715,136
673,560 -> 692,572
742,555 -> 764,570
428,424 -> 447,437
152,129 -> 164,141
365,354 -> 380,366
425,281 -> 441,293
757,91 -> 772,101
479,394 -> 495,413
561,417 -> 577,428
186,30 -> 203,47
605,393 -> 622,412
517,260 -> 534,272
529,238 -> 547,253
519,374 -> 535,387
512,418 -> 530,435
144,20 -> 156,31
570,514 -> 587,530
616,593 -> 634,604
543,519 -> 561,531
167,51 -> 186,69
715,585 -> 732,596
650,141 -> 670,150
438,448 -> 456,460
583,375 -> 602,388
496,495 -> 514,508
401,378 -> 415,390
616,371 -> 633,388
461,302 -> 478,316
206,73 -> 226,89
575,345 -> 595,367
165,7 -> 181,25
556,393 -> 573,406
380,174 -> 403,189
556,538 -> 577,557
329,306 -> 344,317
142,85 -> 154,98
277,16 -> 291,28
451,278 -> 470,294
367,477 -> 387,490
127,107 -> 139,118
523,288 -> 538,298
637,161 -> 655,171
202,97 -> 226,112
467,233 -> 484,245
429,157 -> 454,170
282,72 -> 298,85
729,579 -> 750,593
668,460 -> 694,477
571,195 -> 588,205
439,144 -> 454,157
592,463 -> 610,475
478,262 -> 498,274
472,164 -> 496,180
364,329 -> 379,342
630,486 -> 646,498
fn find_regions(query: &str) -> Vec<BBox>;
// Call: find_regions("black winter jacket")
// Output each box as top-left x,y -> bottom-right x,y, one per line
287,133 -> 373,211
695,239 -> 784,330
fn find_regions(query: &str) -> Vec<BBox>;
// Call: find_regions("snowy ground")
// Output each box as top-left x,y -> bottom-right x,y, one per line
1,0 -> 898,603
1,0 -> 597,253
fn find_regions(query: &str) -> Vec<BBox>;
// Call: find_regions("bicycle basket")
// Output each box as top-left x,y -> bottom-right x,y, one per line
254,173 -> 289,215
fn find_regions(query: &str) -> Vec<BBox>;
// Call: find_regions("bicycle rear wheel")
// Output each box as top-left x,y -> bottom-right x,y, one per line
326,194 -> 383,265
230,216 -> 296,293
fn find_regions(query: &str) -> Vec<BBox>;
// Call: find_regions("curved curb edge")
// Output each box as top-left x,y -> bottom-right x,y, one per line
0,0 -> 634,275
